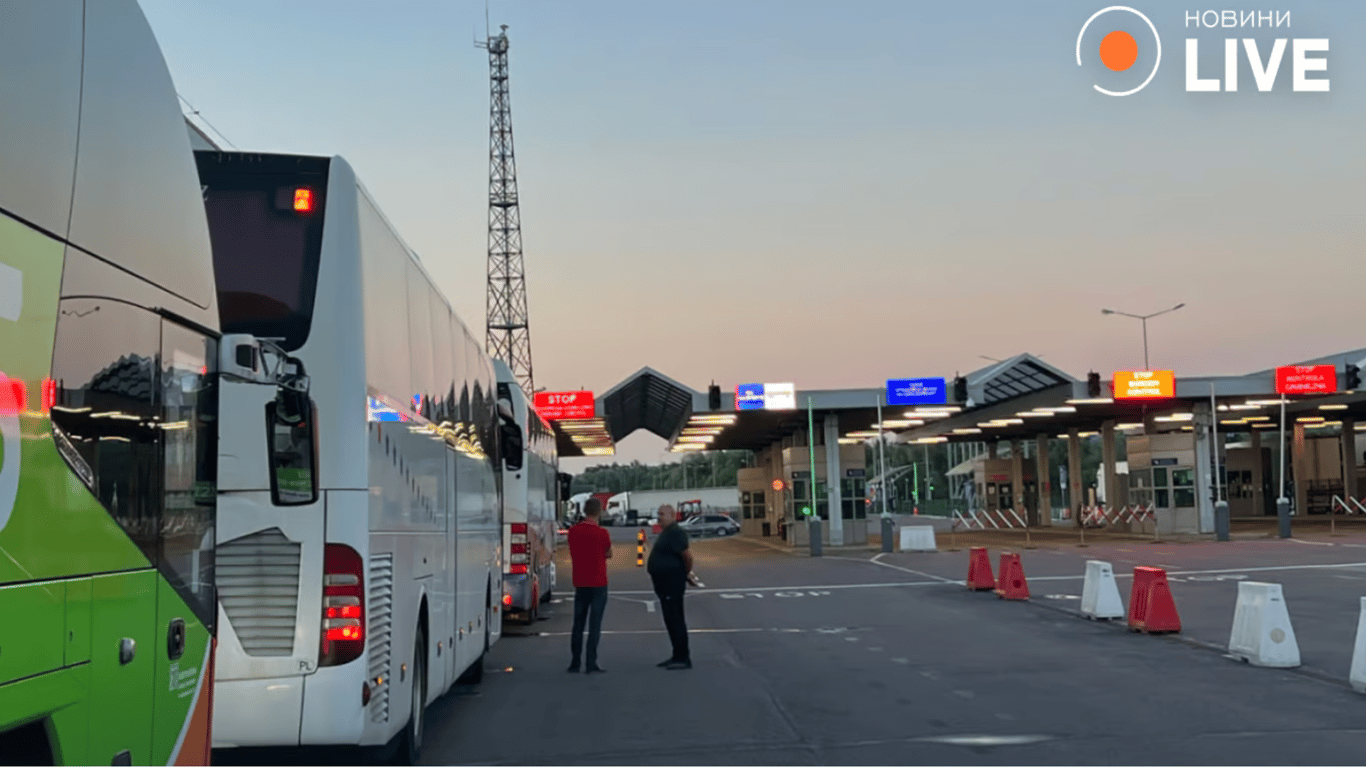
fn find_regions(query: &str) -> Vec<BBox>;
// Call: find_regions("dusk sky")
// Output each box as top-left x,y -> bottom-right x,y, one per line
140,0 -> 1366,471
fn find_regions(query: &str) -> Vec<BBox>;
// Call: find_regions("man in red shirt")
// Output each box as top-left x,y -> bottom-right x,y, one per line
566,497 -> 612,673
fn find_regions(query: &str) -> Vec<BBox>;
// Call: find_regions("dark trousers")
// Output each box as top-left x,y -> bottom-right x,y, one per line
652,574 -> 690,662
569,586 -> 608,667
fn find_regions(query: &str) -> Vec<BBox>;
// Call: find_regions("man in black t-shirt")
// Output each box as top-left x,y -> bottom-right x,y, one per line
647,504 -> 696,669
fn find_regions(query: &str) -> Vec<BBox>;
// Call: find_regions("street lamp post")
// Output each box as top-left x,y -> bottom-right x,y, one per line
1100,303 -> 1186,369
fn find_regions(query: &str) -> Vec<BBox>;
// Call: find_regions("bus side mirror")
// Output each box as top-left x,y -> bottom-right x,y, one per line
267,354 -> 318,506
501,421 -> 524,471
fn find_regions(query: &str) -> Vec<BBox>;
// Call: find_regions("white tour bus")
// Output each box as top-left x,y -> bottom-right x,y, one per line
493,360 -> 568,622
197,150 -> 508,762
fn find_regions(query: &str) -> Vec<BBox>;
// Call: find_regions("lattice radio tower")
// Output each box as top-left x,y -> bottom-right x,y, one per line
478,24 -> 535,398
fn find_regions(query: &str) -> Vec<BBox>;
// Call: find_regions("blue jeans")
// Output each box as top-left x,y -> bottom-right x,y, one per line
570,586 -> 608,667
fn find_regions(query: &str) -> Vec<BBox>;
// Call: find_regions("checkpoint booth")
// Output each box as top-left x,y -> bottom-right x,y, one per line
1125,433 -> 1199,535
780,444 -> 869,547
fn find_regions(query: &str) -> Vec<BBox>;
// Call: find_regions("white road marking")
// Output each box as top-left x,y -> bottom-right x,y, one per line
603,561 -> 1366,600
891,658 -> 910,665
871,552 -> 957,582
916,734 -> 1052,747
718,590 -> 835,600
1288,538 -> 1336,547
610,580 -> 939,596
0,262 -> 20,322
609,595 -> 656,613
532,627 -> 858,637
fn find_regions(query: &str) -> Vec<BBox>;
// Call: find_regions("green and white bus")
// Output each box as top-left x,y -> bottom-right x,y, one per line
0,3 -> 312,764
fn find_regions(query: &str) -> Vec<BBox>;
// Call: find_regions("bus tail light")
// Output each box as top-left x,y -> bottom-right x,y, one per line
320,543 -> 365,667
509,522 -> 530,573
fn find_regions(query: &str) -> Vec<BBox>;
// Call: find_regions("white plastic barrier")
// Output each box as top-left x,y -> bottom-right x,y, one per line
898,525 -> 937,552
1349,598 -> 1366,693
1227,581 -> 1300,668
1080,560 -> 1125,620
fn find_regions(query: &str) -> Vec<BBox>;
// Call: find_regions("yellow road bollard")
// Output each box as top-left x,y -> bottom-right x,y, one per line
637,527 -> 646,566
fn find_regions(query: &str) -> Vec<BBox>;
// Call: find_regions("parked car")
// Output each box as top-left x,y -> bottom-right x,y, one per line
680,514 -> 740,538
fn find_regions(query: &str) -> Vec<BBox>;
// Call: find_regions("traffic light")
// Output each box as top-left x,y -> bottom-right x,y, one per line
1087,371 -> 1101,398
1348,364 -> 1361,391
801,505 -> 812,516
953,376 -> 968,403
708,382 -> 721,410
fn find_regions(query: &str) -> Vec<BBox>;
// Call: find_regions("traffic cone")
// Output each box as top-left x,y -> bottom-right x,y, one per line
994,552 -> 1030,600
1127,566 -> 1181,634
966,547 -> 995,590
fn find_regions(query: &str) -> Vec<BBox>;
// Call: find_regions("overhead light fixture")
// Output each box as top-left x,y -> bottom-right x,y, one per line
952,428 -> 983,435
1117,422 -> 1144,430
1321,404 -> 1350,410
1067,398 -> 1114,405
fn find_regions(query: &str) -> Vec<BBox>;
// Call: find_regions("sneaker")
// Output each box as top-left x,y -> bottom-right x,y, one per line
664,660 -> 692,670
656,658 -> 677,668
566,662 -> 581,673
585,665 -> 607,674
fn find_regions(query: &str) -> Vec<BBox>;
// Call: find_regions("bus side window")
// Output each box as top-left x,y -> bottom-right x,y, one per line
50,297 -> 162,565
158,321 -> 218,626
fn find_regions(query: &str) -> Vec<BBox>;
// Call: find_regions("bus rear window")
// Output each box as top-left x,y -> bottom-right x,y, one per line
196,152 -> 329,352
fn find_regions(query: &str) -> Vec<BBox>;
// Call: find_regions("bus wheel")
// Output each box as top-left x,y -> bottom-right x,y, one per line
397,628 -> 426,764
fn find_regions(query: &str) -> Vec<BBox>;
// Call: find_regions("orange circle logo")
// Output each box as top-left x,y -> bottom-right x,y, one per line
1100,30 -> 1138,71
1076,7 -> 1162,97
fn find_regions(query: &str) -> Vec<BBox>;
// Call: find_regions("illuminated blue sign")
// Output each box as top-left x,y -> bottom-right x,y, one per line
886,377 -> 947,406
736,383 -> 766,410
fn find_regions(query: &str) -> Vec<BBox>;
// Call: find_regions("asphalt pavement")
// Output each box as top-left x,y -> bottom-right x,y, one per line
415,533 -> 1366,766
874,528 -> 1366,688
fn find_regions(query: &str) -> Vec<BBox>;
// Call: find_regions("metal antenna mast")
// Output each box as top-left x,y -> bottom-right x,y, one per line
478,24 -> 535,398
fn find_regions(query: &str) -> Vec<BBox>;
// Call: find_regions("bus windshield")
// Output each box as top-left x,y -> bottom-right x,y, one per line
196,152 -> 330,351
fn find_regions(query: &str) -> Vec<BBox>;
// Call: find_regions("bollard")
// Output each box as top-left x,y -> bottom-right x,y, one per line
881,516 -> 894,553
1215,500 -> 1230,542
1277,497 -> 1292,539
808,518 -> 822,557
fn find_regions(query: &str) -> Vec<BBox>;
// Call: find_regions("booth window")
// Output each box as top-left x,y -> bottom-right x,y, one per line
1172,467 -> 1197,507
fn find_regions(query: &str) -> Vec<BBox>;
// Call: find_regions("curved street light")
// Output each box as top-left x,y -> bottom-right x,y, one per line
1100,303 -> 1185,369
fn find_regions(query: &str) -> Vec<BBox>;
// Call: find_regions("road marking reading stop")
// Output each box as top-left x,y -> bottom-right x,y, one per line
719,590 -> 833,599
